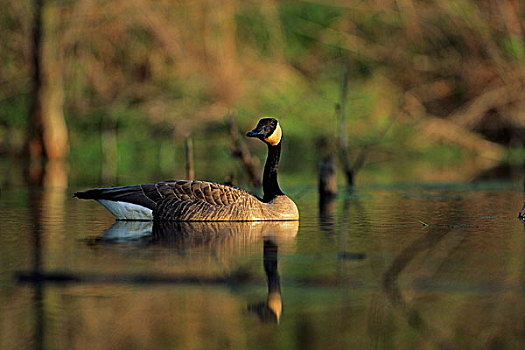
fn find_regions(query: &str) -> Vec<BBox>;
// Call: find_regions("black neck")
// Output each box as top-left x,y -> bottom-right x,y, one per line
262,141 -> 284,202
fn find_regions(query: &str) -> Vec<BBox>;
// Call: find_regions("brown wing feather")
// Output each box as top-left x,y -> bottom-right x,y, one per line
151,180 -> 267,221
155,180 -> 251,206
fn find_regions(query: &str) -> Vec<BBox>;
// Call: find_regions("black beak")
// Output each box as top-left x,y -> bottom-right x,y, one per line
246,127 -> 265,138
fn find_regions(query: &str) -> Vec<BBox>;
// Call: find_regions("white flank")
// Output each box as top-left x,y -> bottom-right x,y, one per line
97,199 -> 153,220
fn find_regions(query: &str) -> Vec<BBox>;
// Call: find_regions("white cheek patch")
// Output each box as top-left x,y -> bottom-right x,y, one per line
264,122 -> 282,146
97,199 -> 153,221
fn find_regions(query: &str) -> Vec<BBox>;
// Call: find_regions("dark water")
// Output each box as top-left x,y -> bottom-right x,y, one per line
2,182 -> 525,349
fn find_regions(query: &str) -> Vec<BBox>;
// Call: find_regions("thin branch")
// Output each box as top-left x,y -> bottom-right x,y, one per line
185,136 -> 194,180
337,64 -> 354,186
227,116 -> 261,187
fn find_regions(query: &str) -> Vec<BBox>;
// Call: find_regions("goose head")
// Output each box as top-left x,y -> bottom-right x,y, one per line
246,118 -> 282,146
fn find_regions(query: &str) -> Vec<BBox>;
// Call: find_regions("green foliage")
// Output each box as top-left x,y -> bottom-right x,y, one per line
235,6 -> 273,57
0,95 -> 29,128
279,1 -> 342,59
503,36 -> 525,61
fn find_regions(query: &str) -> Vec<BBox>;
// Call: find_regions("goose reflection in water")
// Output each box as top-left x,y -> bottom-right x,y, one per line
98,220 -> 297,324
248,239 -> 282,323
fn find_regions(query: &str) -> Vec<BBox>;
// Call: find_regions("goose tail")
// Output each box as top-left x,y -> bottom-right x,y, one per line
75,185 -> 160,221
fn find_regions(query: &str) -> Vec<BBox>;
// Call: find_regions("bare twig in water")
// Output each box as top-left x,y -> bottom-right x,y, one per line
318,153 -> 337,220
227,115 -> 261,187
319,154 -> 337,199
336,64 -> 395,186
336,64 -> 353,186
185,136 -> 194,180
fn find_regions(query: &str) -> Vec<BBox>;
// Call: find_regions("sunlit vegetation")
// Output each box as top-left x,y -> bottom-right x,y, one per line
0,0 -> 524,185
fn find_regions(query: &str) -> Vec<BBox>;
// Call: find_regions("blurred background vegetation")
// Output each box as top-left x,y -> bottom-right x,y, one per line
1,0 -> 524,188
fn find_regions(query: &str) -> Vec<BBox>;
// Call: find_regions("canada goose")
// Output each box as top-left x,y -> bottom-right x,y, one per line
75,118 -> 299,221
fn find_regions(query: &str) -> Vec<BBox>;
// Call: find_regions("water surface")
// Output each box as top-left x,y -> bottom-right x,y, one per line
1,183 -> 525,349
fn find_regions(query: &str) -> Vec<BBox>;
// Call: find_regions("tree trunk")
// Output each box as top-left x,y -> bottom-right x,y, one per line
27,0 -> 68,161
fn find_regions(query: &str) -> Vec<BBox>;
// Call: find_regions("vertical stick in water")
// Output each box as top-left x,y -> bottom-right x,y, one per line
337,64 -> 354,186
319,154 -> 337,223
185,136 -> 194,180
319,155 -> 337,199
